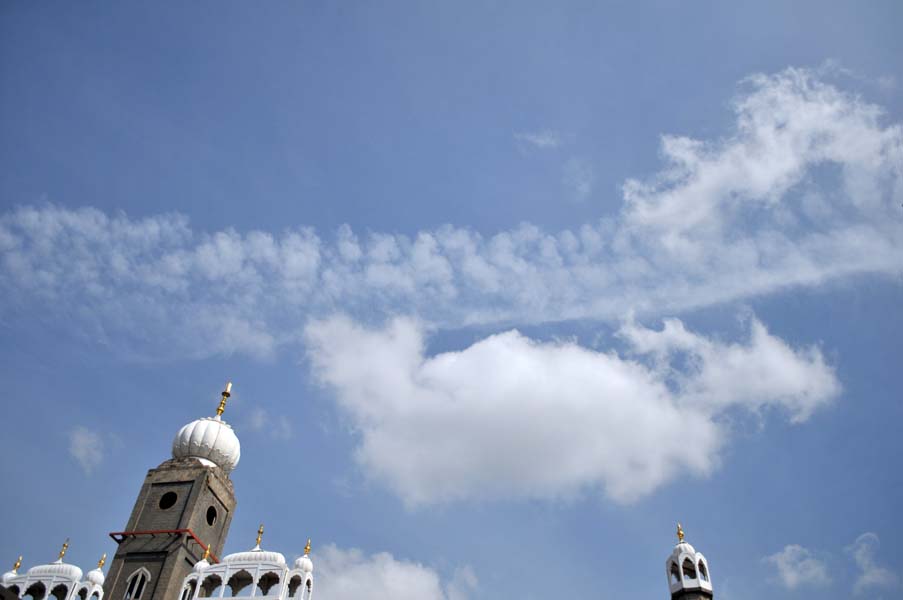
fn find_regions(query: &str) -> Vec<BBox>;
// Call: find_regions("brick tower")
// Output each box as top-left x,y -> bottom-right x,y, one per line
103,383 -> 241,600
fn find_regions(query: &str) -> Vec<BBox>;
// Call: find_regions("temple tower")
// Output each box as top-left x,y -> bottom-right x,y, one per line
666,524 -> 713,600
103,384 -> 241,600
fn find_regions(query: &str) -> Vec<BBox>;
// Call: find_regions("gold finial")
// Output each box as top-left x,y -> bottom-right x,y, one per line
58,539 -> 70,561
12,556 -> 22,573
97,553 -> 106,569
215,381 -> 233,417
304,539 -> 311,556
677,523 -> 685,543
202,544 -> 211,561
255,524 -> 264,547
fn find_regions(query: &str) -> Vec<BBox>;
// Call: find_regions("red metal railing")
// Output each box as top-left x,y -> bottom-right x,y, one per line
108,529 -> 220,563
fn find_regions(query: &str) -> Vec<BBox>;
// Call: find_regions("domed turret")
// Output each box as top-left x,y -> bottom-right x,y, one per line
666,524 -> 713,599
27,540 -> 82,582
222,524 -> 287,567
86,554 -> 106,586
2,556 -> 22,585
171,382 -> 241,472
294,539 -> 313,574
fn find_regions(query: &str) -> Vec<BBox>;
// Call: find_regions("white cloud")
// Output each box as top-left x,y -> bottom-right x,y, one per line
1,67 -> 901,359
848,533 -> 899,594
69,426 -> 104,475
247,407 -> 293,440
313,544 -> 476,600
764,544 -> 831,589
563,157 -> 596,201
514,130 -> 563,149
303,313 -> 838,505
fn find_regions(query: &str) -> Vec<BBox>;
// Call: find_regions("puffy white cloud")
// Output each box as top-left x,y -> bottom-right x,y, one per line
764,544 -> 831,589
303,314 -> 838,505
313,544 -> 476,600
1,67 -> 901,359
848,533 -> 899,595
69,426 -> 104,475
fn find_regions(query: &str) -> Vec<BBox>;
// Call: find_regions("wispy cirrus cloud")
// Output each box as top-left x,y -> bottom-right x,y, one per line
303,313 -> 838,505
514,129 -> 564,149
1,67 -> 901,360
849,533 -> 899,595
69,426 -> 104,475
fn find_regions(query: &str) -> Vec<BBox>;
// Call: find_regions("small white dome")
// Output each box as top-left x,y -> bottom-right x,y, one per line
671,541 -> 697,558
27,560 -> 83,581
1,571 -> 17,585
172,416 -> 241,472
87,567 -> 105,586
294,555 -> 313,574
193,559 -> 210,573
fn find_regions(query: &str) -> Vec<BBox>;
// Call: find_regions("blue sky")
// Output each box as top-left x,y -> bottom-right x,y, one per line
1,2 -> 902,599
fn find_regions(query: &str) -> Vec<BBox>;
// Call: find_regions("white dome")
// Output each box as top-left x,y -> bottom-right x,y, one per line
87,567 -> 105,586
294,555 -> 313,574
671,541 -> 697,558
1,571 -> 16,585
172,416 -> 241,472
193,559 -> 210,573
223,548 -> 286,567
27,561 -> 83,581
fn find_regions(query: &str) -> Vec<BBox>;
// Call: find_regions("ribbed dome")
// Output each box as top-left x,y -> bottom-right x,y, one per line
294,555 -> 313,574
172,416 -> 241,472
86,567 -> 105,586
27,561 -> 83,581
192,559 -> 210,573
671,541 -> 697,558
223,548 -> 286,567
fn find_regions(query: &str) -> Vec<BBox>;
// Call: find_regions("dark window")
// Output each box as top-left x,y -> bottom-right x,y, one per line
206,505 -> 217,526
125,571 -> 149,600
159,491 -> 178,510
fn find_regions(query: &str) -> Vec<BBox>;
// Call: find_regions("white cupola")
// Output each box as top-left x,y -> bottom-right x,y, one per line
177,526 -> 315,600
666,524 -> 713,599
3,541 -> 106,600
172,382 -> 241,473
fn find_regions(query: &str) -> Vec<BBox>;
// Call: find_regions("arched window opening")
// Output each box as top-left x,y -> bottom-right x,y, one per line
124,569 -> 150,600
90,593 -> 99,600
682,558 -> 697,580
698,560 -> 709,582
181,580 -> 198,600
8,586 -> 21,597
669,561 -> 680,584
50,584 -> 68,600
199,575 -> 222,598
78,586 -> 89,600
256,573 -> 280,596
305,579 -> 312,600
24,582 -> 47,600
226,570 -> 253,597
287,576 -> 303,598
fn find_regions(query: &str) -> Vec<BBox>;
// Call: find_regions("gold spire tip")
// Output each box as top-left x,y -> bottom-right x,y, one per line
304,539 -> 311,556
97,553 -> 106,569
256,524 -> 264,547
676,523 -> 685,543
215,381 -> 233,417
202,544 -> 211,561
58,539 -> 70,560
13,556 -> 22,573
